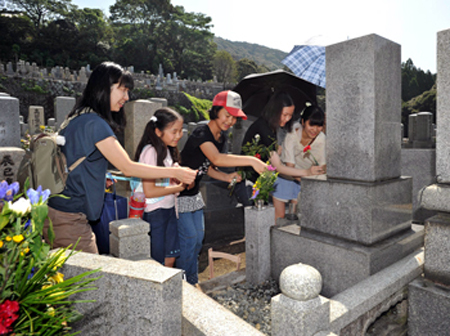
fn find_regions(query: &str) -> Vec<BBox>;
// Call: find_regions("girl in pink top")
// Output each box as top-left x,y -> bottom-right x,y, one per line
134,108 -> 185,267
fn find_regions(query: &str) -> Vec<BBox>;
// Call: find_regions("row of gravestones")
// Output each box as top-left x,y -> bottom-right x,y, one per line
1,60 -> 220,91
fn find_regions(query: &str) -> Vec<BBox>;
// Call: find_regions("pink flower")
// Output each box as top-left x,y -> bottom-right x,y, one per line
267,165 -> 276,171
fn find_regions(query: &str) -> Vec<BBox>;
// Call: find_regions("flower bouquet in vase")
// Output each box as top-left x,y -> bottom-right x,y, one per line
228,134 -> 278,196
250,165 -> 278,210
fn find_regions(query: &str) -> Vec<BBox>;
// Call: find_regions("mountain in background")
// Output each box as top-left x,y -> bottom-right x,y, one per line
214,36 -> 288,70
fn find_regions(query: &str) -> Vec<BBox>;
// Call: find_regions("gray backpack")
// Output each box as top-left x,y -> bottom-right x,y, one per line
17,110 -> 89,194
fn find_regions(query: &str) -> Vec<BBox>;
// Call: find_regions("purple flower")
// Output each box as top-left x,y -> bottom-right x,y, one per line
250,189 -> 260,200
26,186 -> 51,205
0,181 -> 19,201
24,219 -> 31,230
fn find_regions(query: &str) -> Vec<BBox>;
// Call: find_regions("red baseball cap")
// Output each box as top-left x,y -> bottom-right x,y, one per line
212,90 -> 247,120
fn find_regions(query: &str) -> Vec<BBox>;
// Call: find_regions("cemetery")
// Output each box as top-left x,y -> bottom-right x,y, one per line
0,30 -> 449,335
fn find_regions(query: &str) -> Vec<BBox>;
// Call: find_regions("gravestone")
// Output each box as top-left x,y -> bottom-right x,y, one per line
156,75 -> 162,90
124,100 -> 160,159
54,96 -> 76,129
0,148 -> 26,184
0,96 -> 20,147
28,106 -> 44,135
273,34 -> 423,297
409,28 -> 450,335
149,97 -> 167,107
6,62 -> 14,75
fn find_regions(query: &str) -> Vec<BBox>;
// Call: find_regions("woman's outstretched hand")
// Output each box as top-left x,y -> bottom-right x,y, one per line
310,165 -> 326,175
175,167 -> 197,185
269,151 -> 281,167
252,157 -> 268,175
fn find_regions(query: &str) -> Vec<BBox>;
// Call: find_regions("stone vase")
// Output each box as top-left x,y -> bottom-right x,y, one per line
254,199 -> 265,210
245,203 -> 275,285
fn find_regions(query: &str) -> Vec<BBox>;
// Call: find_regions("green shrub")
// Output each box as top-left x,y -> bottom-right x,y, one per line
183,92 -> 211,121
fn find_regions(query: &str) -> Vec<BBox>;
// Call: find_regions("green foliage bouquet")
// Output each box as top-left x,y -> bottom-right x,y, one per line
239,134 -> 278,180
0,180 -> 100,335
250,165 -> 278,203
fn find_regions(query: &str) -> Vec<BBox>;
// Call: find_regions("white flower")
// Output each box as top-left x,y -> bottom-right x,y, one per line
9,197 -> 32,216
254,134 -> 260,141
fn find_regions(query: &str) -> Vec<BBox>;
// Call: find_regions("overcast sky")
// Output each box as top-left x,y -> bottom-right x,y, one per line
71,0 -> 450,73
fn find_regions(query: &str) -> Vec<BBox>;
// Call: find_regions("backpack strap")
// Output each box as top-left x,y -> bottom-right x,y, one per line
68,156 -> 86,172
59,107 -> 93,131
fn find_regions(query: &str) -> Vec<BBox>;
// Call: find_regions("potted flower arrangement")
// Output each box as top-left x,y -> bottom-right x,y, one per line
0,180 -> 100,335
250,165 -> 278,210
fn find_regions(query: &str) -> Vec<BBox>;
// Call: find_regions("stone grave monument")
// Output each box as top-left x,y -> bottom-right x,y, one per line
54,96 -> 76,129
28,106 -> 44,135
0,95 -> 21,147
408,27 -> 450,335
272,34 -> 424,297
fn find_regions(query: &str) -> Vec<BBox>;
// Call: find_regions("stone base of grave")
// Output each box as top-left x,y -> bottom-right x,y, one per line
271,224 -> 424,297
300,176 -> 413,245
401,148 -> 437,223
408,277 -> 450,335
423,213 -> 450,283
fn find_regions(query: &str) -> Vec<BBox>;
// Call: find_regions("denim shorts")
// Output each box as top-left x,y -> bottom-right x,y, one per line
143,207 -> 180,265
272,177 -> 301,202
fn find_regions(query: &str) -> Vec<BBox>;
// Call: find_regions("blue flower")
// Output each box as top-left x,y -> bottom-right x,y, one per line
27,267 -> 35,280
24,219 -> 31,230
26,186 -> 51,205
4,182 -> 20,201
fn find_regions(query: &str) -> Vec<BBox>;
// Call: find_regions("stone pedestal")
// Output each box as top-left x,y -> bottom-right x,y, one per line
408,278 -> 450,335
271,263 -> 330,336
271,224 -> 424,297
109,218 -> 150,260
245,204 -> 275,285
300,177 -> 412,245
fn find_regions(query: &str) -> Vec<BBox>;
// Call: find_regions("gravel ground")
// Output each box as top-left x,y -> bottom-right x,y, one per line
207,279 -> 280,335
207,278 -> 408,336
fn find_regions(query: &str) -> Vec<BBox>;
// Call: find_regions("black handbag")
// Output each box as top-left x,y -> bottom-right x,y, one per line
91,184 -> 128,254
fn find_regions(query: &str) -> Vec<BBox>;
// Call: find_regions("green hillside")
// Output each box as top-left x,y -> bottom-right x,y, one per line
214,36 -> 288,70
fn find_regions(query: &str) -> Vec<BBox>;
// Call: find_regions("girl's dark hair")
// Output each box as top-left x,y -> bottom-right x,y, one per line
69,62 -> 134,132
134,107 -> 183,166
301,105 -> 325,127
209,106 -> 223,120
261,91 -> 295,133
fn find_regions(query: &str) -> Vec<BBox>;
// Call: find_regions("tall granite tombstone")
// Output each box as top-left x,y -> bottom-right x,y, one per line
0,96 -> 20,147
54,96 -> 76,129
123,100 -> 160,159
28,106 -> 44,135
272,34 -> 423,297
408,28 -> 450,335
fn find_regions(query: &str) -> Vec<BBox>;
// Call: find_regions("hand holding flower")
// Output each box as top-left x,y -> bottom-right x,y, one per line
252,157 -> 268,175
309,165 -> 326,175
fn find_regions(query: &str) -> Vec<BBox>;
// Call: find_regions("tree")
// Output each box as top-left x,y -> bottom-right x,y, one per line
7,0 -> 75,30
236,58 -> 258,81
213,50 -> 235,86
401,58 -> 435,102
